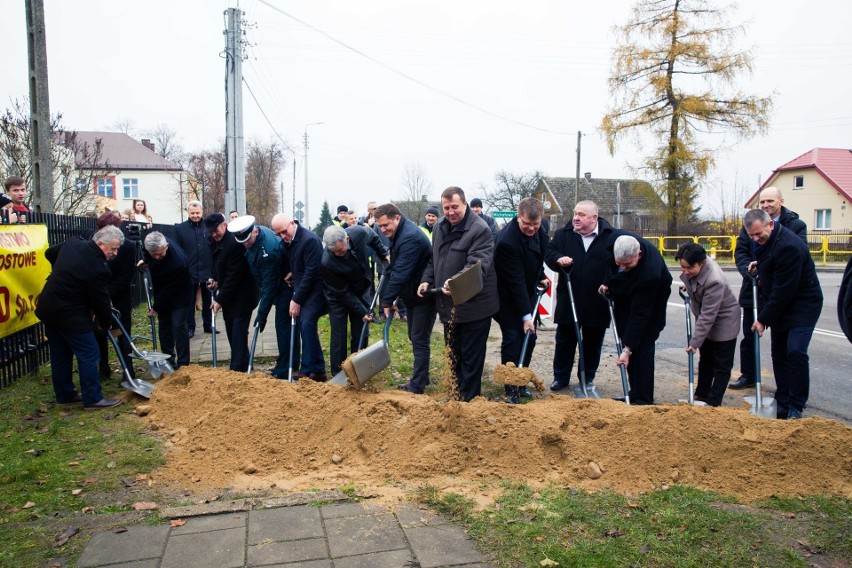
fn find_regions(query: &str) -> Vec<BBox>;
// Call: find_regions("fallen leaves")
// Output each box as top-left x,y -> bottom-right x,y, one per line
170,519 -> 187,527
22,501 -> 35,509
53,527 -> 79,547
132,501 -> 158,511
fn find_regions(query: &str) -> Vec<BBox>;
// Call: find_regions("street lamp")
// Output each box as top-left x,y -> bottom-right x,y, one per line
303,122 -> 324,227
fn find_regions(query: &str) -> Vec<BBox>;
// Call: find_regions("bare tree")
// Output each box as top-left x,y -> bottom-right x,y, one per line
601,0 -> 772,233
108,118 -> 137,136
244,139 -> 283,224
147,123 -> 186,165
481,170 -> 544,211
398,162 -> 434,222
186,145 -> 227,215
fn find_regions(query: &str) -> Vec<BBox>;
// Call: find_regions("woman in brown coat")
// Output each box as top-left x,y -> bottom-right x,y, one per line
676,243 -> 740,406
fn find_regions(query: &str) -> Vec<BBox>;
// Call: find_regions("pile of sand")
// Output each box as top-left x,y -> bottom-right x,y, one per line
142,366 -> 852,503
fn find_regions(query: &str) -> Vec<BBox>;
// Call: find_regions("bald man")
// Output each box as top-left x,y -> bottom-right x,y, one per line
730,187 -> 807,390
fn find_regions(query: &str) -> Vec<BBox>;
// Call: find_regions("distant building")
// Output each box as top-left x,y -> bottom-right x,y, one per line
536,173 -> 666,232
745,148 -> 852,233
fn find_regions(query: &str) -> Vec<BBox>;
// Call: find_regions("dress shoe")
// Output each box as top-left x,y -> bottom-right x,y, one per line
84,398 -> 122,410
290,371 -> 309,379
397,383 -> 424,394
505,394 -> 521,405
728,376 -> 755,390
204,329 -> 220,334
787,407 -> 803,420
309,373 -> 328,382
187,330 -> 195,339
59,392 -> 84,404
549,380 -> 569,392
612,396 -> 627,403
519,387 -> 532,398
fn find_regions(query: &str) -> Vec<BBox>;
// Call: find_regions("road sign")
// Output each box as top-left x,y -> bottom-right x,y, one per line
295,201 -> 304,209
492,210 -> 515,219
294,210 -> 305,222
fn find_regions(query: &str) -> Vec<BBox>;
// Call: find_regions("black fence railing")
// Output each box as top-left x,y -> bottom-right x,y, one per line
1,213 -> 177,389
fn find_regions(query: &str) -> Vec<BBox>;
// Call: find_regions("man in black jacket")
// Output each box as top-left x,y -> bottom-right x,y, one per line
544,200 -> 621,392
744,209 -> 823,419
174,200 -> 213,337
601,234 -> 672,405
731,187 -> 807,389
142,231 -> 194,369
375,203 -> 436,394
320,224 -> 389,375
206,213 -> 259,372
36,226 -> 124,409
495,197 -> 549,403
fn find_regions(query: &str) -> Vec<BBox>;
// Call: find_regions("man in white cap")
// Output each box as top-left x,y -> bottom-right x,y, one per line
228,215 -> 300,378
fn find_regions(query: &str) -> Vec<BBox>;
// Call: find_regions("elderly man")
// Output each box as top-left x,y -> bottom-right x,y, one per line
36,226 -> 125,409
418,187 -> 499,402
544,200 -> 621,392
271,213 -> 328,381
320,225 -> 389,375
206,213 -> 258,372
744,209 -> 823,419
731,186 -> 807,390
600,234 -> 672,405
174,200 -> 214,337
495,197 -> 550,404
375,203 -> 436,394
228,215 -> 299,378
142,232 -> 194,370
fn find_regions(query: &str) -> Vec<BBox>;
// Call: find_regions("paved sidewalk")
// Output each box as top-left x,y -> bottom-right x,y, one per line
77,501 -> 492,568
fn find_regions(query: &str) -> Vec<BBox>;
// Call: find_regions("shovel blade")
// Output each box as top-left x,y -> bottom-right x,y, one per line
327,370 -> 350,386
573,383 -> 601,399
120,378 -> 155,399
744,395 -> 777,419
350,340 -> 391,387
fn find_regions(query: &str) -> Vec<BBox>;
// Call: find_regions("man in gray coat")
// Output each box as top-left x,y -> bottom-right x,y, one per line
419,187 -> 499,402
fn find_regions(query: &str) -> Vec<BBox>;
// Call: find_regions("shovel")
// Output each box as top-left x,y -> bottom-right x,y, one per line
142,270 -> 158,350
423,260 -> 483,305
106,316 -> 155,398
287,316 -> 297,383
110,310 -> 174,379
603,292 -> 630,405
247,321 -> 261,374
328,310 -> 396,387
677,287 -> 707,406
561,266 -> 599,399
744,272 -> 776,418
357,272 -> 387,351
210,290 -> 218,368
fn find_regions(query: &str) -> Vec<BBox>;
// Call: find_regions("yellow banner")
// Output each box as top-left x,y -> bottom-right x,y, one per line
0,225 -> 50,338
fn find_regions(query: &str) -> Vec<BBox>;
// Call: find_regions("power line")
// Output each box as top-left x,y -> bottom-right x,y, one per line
242,77 -> 295,152
255,0 -> 572,136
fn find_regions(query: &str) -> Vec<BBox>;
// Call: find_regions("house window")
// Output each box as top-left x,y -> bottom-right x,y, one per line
815,209 -> 831,230
794,175 -> 804,190
95,176 -> 115,198
123,178 -> 139,199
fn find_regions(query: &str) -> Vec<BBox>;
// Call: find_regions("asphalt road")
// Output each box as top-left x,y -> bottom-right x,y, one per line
660,268 -> 850,423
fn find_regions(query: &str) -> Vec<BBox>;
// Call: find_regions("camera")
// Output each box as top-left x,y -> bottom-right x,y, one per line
125,221 -> 144,238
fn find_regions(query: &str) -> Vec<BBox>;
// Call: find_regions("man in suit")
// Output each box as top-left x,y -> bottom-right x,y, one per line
744,209 -> 823,419
206,213 -> 259,372
494,197 -> 550,404
174,200 -> 214,337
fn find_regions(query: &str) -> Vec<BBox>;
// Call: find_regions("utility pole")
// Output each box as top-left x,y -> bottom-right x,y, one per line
26,0 -> 54,212
224,7 -> 246,215
574,131 -> 582,207
303,122 -> 324,227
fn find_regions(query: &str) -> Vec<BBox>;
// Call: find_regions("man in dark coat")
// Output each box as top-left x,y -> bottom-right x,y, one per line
495,197 -> 549,404
272,213 -> 328,381
36,226 -> 124,409
544,200 -> 621,392
840,256 -> 852,344
229,215 -> 299,378
744,209 -> 823,419
142,231 -> 194,369
601,234 -> 672,405
320,224 -> 389,375
470,198 -> 498,239
419,187 -> 499,402
375,203 -> 436,394
731,187 -> 807,389
206,213 -> 259,372
173,200 -> 214,337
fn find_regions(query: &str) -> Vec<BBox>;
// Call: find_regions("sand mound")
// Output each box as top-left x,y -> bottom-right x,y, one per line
143,366 -> 852,503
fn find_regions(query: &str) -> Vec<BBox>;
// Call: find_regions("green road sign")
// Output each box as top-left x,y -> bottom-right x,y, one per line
492,210 -> 515,219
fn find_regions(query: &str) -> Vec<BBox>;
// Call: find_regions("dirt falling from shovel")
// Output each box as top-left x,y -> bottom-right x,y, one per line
493,362 -> 546,391
440,307 -> 460,401
143,365 -> 852,505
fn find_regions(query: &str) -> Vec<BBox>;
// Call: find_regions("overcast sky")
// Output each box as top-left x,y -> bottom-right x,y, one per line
2,0 -> 850,225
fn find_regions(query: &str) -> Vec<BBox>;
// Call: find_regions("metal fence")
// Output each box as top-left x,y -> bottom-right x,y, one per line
0,213 -> 176,389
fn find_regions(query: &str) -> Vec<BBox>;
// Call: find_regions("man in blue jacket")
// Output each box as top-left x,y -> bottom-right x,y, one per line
229,215 -> 299,378
271,213 -> 328,381
375,203 -> 436,394
744,209 -> 823,419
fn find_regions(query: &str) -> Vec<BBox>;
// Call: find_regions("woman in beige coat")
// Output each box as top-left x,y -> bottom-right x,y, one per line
676,243 -> 741,406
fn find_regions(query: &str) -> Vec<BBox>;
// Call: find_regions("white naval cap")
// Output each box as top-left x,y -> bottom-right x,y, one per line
227,214 -> 256,243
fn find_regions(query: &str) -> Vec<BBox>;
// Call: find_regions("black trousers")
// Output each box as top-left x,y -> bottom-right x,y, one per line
694,337 -> 736,406
446,316 -> 492,402
405,299 -> 437,392
96,299 -> 135,380
159,306 -> 190,369
553,323 -> 606,385
626,339 -> 655,405
738,306 -> 756,380
771,326 -> 814,413
327,293 -> 369,375
223,310 -> 252,372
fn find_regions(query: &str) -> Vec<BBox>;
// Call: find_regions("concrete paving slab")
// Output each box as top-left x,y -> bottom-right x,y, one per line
395,504 -> 449,528
77,525 -> 169,567
325,512 -> 408,558
248,505 -> 323,544
170,512 -> 247,535
332,549 -> 416,568
247,536 -> 328,566
319,501 -> 385,519
404,524 -> 488,568
256,561 -> 332,568
160,526 -> 245,568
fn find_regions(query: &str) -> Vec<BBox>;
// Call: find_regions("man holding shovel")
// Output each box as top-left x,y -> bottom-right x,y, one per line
544,200 -> 621,393
320,224 -> 389,376
495,197 -> 550,404
374,203 -> 436,394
